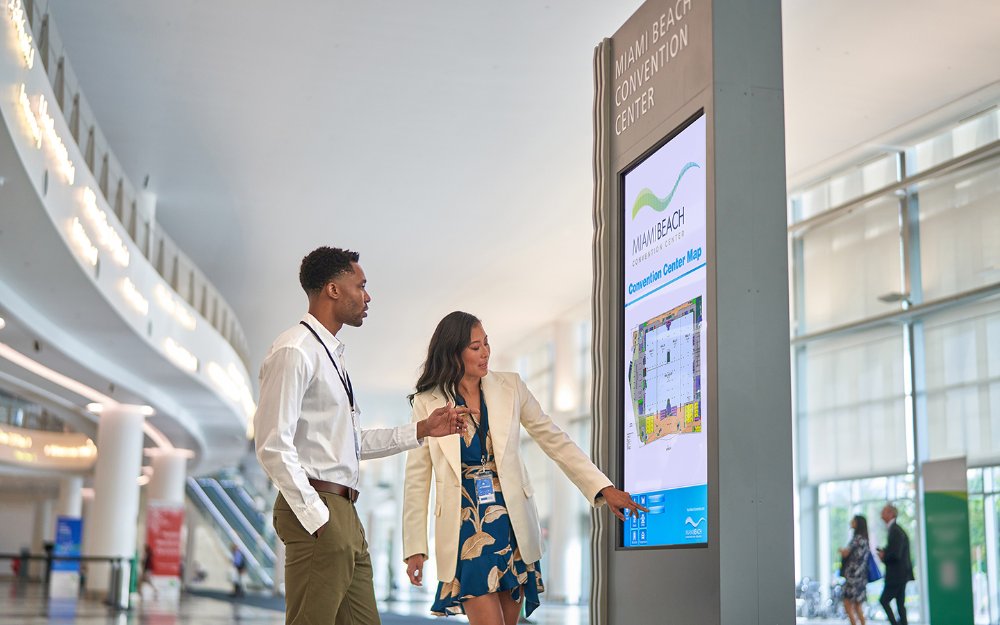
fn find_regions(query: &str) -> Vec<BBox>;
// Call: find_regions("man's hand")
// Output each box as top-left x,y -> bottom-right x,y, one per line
313,522 -> 327,539
416,402 -> 473,439
600,486 -> 649,522
405,554 -> 426,586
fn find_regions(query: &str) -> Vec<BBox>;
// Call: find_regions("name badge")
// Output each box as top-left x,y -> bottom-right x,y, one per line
474,471 -> 496,505
351,409 -> 361,460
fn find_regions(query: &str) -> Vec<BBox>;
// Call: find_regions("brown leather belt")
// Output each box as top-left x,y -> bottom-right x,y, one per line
308,478 -> 359,503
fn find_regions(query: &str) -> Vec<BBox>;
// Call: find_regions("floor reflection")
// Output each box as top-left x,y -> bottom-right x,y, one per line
0,580 -> 592,625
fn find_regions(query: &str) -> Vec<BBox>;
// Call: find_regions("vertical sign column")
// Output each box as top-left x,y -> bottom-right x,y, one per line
145,448 -> 191,603
50,516 -> 83,599
592,1 -> 791,623
923,457 -> 974,624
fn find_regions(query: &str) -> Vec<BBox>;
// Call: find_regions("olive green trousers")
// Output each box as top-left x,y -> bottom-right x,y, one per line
273,491 -> 379,625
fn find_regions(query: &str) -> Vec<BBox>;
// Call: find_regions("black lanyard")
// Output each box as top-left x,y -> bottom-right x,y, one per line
300,321 -> 355,411
464,394 -> 488,466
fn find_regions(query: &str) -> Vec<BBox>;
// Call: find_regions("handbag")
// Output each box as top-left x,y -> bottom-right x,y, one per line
866,550 -> 883,583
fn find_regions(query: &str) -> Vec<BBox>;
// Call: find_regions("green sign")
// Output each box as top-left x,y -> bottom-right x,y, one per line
923,458 -> 974,624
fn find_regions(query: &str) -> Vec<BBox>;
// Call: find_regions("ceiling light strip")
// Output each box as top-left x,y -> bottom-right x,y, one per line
163,337 -> 198,372
81,188 -> 129,267
6,0 -> 35,69
17,84 -> 40,147
69,218 -> 98,266
120,278 -> 149,316
207,361 -> 256,420
0,344 -> 172,449
0,341 -> 114,404
154,284 -> 196,331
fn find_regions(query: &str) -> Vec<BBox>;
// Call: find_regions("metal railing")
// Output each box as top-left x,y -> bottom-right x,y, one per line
220,479 -> 276,546
0,389 -> 66,432
19,0 -> 251,370
185,477 -> 273,589
0,552 -> 133,610
196,477 -> 276,569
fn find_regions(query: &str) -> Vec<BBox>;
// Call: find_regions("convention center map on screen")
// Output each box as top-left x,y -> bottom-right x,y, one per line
621,113 -> 708,548
628,297 -> 702,447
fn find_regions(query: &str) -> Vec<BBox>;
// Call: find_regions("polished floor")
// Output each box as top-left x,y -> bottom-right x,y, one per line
0,580 -> 590,625
0,580 -> 901,624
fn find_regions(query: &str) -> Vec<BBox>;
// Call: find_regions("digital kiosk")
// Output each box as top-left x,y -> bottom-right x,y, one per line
621,113 -> 708,549
590,1 -> 793,623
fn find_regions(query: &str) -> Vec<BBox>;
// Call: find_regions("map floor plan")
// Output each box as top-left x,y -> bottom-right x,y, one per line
628,296 -> 703,446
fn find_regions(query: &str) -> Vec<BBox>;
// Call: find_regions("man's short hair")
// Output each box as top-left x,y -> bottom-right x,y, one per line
299,247 -> 360,294
884,503 -> 898,516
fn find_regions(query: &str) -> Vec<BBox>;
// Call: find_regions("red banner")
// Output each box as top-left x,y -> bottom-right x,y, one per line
146,503 -> 184,577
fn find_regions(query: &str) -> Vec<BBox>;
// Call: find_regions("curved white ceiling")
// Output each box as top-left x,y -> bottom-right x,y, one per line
44,0 -> 1000,397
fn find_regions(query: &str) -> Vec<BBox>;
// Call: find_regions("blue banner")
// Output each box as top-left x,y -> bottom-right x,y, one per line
52,516 -> 82,573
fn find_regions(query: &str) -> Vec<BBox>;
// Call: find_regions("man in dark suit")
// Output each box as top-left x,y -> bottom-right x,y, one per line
877,504 -> 915,625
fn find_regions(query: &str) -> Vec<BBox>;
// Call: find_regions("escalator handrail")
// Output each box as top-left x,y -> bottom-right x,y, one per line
219,481 -> 278,551
186,477 -> 273,588
219,480 -> 270,532
196,487 -> 274,568
198,478 -> 276,562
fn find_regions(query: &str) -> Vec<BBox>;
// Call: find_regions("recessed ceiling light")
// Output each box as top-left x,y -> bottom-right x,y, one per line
0,317 -> 6,331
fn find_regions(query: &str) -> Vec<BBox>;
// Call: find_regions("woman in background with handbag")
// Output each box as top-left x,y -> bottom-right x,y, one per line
839,514 -> 872,625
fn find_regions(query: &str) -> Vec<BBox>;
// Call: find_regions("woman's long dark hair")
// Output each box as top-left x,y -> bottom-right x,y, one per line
852,514 -> 869,541
409,311 -> 481,404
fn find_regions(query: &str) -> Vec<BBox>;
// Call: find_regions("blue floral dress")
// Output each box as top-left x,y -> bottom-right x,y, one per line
842,535 -> 870,602
430,392 -> 544,617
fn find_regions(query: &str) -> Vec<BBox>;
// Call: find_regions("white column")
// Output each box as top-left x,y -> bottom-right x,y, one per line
56,476 -> 84,519
147,449 -> 190,505
83,406 -> 146,593
31,499 -> 54,578
47,477 -> 84,582
47,475 -> 83,541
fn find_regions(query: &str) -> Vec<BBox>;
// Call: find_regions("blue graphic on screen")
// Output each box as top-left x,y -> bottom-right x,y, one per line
623,485 -> 707,546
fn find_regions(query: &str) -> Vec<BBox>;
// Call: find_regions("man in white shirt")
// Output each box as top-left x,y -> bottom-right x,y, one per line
255,246 -> 469,625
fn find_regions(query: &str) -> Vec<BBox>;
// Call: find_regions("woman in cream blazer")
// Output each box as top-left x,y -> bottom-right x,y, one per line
402,311 -> 644,624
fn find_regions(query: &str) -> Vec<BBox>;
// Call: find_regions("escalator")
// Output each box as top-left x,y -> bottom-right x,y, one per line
220,479 -> 276,549
185,477 -> 274,589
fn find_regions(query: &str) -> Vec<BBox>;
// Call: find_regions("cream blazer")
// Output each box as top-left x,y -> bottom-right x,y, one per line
402,371 -> 612,582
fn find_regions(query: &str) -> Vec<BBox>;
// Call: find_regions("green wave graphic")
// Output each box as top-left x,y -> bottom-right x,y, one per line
631,161 -> 701,219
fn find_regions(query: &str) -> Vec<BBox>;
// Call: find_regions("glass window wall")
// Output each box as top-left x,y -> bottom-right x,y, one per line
797,196 -> 904,333
800,327 -> 908,482
923,299 -> 1000,464
790,101 -> 1000,624
918,162 -> 1000,301
968,466 -> 1000,624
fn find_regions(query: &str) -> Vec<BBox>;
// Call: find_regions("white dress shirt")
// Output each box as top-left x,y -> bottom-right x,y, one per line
254,313 -> 420,534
